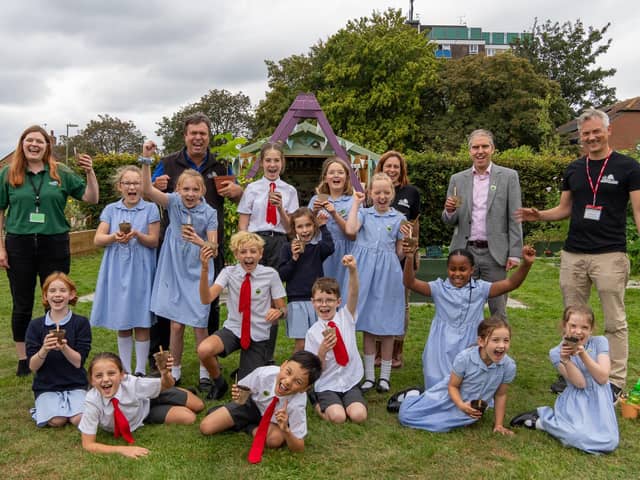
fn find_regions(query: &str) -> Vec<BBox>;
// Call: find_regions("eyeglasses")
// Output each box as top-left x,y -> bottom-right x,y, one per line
120,182 -> 141,187
312,298 -> 337,306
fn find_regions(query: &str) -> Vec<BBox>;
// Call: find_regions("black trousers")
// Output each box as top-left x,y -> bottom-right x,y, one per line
5,233 -> 70,342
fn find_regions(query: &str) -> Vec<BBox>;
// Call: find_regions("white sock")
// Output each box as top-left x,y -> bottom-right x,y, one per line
199,365 -> 210,379
535,418 -> 543,430
117,336 -> 133,374
364,354 -> 375,382
380,359 -> 392,382
171,365 -> 182,382
134,340 -> 150,375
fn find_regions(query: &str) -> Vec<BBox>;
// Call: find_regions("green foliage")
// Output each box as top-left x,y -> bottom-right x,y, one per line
513,18 -> 617,117
255,8 -> 439,152
156,89 -> 255,154
422,53 -> 566,152
406,151 -> 573,247
57,114 -> 145,157
71,153 -> 140,228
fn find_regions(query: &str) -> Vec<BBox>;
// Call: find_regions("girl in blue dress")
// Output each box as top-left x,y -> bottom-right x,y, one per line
510,305 -> 619,454
141,153 -> 218,385
91,166 -> 160,376
345,172 -> 405,393
308,157 -> 355,297
403,245 -> 535,388
398,316 -> 515,434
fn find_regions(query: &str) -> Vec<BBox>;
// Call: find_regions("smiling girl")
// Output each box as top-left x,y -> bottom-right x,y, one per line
278,207 -> 335,352
141,147 -> 218,386
26,272 -> 91,428
510,305 -> 619,454
91,166 -> 160,376
345,173 -> 406,393
398,316 -> 516,434
403,245 -> 535,389
79,352 -> 204,458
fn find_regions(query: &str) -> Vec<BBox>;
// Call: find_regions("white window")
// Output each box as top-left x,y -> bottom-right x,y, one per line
440,44 -> 451,51
469,44 -> 479,54
486,48 -> 496,57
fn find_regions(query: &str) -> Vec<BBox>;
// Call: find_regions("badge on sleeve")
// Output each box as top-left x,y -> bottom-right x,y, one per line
583,205 -> 602,221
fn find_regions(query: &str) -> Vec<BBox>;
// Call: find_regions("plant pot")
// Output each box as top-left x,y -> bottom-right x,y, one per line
620,398 -> 639,419
213,175 -> 236,192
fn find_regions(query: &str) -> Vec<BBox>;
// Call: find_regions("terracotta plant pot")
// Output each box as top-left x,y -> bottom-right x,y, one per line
213,175 -> 236,191
620,398 -> 639,419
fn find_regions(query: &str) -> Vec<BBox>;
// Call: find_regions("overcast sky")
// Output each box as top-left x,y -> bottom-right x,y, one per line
1,0 -> 636,155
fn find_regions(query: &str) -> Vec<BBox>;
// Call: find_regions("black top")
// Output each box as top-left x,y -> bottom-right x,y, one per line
563,151 -> 640,254
392,184 -> 421,221
278,225 -> 335,302
25,313 -> 92,398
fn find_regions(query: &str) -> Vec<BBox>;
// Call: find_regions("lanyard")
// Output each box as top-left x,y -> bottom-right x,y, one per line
27,172 -> 45,212
585,151 -> 612,205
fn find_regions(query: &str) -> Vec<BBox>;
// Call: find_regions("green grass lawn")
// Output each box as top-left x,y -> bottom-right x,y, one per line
1,253 -> 639,479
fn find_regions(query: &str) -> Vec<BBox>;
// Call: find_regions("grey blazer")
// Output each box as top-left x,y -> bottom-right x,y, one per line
441,163 -> 523,266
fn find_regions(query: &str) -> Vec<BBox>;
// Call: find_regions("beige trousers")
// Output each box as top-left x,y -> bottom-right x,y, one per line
559,250 -> 630,388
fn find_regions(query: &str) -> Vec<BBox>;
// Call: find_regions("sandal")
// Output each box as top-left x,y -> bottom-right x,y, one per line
376,378 -> 391,393
360,379 -> 376,394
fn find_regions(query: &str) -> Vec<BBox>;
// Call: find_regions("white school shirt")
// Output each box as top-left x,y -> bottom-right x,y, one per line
216,264 -> 286,341
237,177 -> 299,233
239,365 -> 308,439
304,308 -> 363,393
78,375 -> 161,434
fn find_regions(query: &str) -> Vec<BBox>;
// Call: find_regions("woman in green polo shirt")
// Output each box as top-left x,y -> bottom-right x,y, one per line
0,125 -> 99,376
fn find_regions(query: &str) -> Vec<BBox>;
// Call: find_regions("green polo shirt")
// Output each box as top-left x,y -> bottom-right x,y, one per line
0,163 -> 87,235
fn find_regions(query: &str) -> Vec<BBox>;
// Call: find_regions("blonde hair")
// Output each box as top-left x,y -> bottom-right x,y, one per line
316,157 -> 353,196
176,169 -> 206,195
41,272 -> 78,308
111,165 -> 141,193
230,231 -> 265,253
369,172 -> 395,202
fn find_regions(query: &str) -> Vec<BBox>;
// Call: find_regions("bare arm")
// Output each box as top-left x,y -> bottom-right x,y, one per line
199,248 -> 223,304
489,246 -> 535,298
492,384 -> 513,435
448,373 -> 481,419
78,155 -> 99,204
345,192 -> 365,236
141,162 -> 169,208
516,190 -> 573,223
93,221 -> 118,247
135,222 -> 160,248
238,213 -> 250,231
630,190 -> 640,236
0,210 -> 9,269
574,347 -> 610,386
342,255 -> 359,316
403,250 -> 431,296
82,433 -> 149,458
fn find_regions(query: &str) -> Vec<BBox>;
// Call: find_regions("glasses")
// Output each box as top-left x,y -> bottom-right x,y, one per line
120,182 -> 141,187
312,298 -> 337,306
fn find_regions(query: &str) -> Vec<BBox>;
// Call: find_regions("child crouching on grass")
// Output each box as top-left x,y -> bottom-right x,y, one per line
79,352 -> 204,458
199,350 -> 322,463
304,255 -> 367,424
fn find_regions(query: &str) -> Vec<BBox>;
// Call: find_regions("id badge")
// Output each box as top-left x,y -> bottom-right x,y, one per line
29,212 -> 46,224
584,205 -> 602,221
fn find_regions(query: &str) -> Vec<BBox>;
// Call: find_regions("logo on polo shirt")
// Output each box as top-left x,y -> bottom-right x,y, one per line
600,174 -> 619,185
49,181 -> 59,186
397,198 -> 410,209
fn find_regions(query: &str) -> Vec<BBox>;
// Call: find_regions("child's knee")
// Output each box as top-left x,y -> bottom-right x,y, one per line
166,406 -> 196,425
347,404 -> 368,424
326,405 -> 347,424
47,416 -> 68,428
266,431 -> 286,449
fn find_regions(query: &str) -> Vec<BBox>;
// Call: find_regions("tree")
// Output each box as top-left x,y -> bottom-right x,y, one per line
156,89 -> 255,154
513,18 -> 617,118
60,114 -> 145,156
422,53 -> 567,152
255,8 -> 440,152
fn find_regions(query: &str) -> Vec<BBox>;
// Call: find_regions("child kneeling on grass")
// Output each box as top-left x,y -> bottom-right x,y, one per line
79,352 -> 204,458
199,350 -> 322,463
304,255 -> 367,424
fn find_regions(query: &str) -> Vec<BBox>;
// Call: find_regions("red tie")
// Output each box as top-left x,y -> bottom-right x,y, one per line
239,273 -> 251,349
248,396 -> 279,464
328,321 -> 349,366
266,182 -> 277,225
111,397 -> 134,444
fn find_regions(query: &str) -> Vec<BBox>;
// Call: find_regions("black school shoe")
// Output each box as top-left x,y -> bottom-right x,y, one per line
387,386 -> 424,413
207,376 -> 228,400
509,410 -> 539,429
611,384 -> 623,404
550,375 -> 567,394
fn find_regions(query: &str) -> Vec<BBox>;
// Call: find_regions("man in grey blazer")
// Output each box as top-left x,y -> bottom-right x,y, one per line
442,129 -> 523,318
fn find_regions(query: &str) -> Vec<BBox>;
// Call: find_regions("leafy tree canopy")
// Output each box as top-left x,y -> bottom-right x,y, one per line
156,89 -> 254,154
513,18 -> 617,118
61,114 -> 145,157
255,8 -> 440,152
